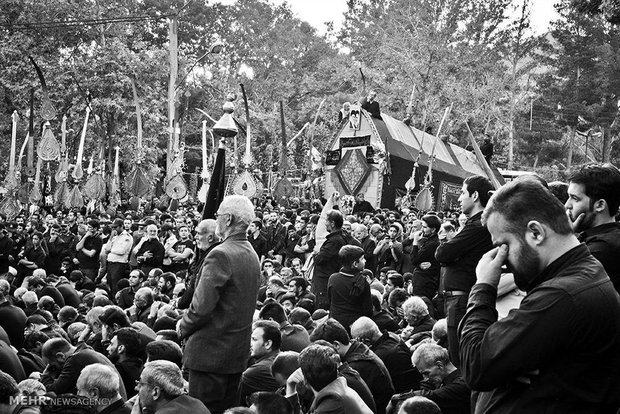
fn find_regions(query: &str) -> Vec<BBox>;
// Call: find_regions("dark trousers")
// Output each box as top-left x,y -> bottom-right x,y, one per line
107,261 -> 127,294
188,370 -> 242,414
445,294 -> 468,368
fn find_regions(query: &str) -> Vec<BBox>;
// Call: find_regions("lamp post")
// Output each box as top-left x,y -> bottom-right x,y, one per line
167,37 -> 224,177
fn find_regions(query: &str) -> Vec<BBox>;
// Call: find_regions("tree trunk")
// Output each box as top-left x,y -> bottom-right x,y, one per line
602,127 -> 611,162
567,127 -> 575,168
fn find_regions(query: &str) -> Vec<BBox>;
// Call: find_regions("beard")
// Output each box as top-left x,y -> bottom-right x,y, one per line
107,350 -> 120,364
507,241 -> 542,291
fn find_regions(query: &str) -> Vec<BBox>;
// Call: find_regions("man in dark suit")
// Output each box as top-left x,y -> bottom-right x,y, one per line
178,195 -> 260,414
40,337 -> 127,399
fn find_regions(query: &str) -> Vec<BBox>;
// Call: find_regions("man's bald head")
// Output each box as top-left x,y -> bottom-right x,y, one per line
350,316 -> 382,344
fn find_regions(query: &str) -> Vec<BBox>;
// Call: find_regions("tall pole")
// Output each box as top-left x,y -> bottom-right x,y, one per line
167,14 -> 179,177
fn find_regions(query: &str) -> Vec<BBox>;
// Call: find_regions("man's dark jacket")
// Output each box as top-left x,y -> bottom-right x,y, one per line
459,244 -> 620,413
579,222 -> 620,294
370,330 -> 421,393
313,229 -> 361,309
343,340 -> 395,414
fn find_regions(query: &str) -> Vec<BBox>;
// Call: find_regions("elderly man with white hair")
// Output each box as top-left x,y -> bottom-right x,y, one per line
133,224 -> 165,276
178,195 -> 260,414
136,360 -> 210,413
77,363 -> 130,413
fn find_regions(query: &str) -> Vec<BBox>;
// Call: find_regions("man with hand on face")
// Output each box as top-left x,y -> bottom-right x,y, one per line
565,163 -> 620,293
75,219 -> 103,281
410,215 -> 441,302
459,179 -> 620,413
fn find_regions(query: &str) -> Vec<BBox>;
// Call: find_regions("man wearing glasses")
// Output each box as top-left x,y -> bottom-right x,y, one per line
178,195 -> 260,414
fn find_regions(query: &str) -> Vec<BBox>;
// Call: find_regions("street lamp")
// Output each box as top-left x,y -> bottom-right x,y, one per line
175,41 -> 225,90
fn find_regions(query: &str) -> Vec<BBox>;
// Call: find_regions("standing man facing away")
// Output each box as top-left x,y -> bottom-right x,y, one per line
435,175 -> 493,367
459,179 -> 620,413
178,195 -> 260,414
565,162 -> 620,293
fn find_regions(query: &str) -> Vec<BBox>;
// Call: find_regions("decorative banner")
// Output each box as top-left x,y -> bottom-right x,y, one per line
438,181 -> 462,211
37,124 -> 61,161
325,150 -> 341,166
340,135 -> 371,148
335,148 -> 371,196
232,170 -> 257,198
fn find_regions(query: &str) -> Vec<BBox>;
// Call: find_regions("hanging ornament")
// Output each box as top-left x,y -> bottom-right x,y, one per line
37,122 -> 60,161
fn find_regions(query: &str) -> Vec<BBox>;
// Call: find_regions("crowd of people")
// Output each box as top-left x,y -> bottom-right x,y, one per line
0,161 -> 620,414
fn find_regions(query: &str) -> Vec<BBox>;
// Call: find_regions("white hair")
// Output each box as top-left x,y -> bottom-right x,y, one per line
32,269 -> 46,278
77,363 -> 120,399
142,360 -> 185,398
402,296 -> 429,318
22,291 -> 39,306
219,195 -> 255,227
411,343 -> 450,368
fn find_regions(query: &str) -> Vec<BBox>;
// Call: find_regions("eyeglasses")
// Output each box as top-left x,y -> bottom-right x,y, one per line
135,380 -> 152,389
215,212 -> 230,219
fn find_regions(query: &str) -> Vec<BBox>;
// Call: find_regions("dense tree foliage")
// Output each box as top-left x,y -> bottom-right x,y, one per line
0,0 -> 618,197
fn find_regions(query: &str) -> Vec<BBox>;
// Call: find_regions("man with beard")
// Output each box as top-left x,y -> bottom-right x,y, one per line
177,195 -> 259,414
134,224 -> 165,276
107,327 -> 144,398
75,219 -> 103,281
18,232 -> 47,282
435,175 -> 493,367
459,179 -> 620,413
117,269 -> 145,309
410,215 -> 441,301
565,163 -> 620,293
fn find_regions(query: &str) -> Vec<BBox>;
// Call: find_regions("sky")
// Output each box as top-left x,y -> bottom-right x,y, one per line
216,0 -> 561,36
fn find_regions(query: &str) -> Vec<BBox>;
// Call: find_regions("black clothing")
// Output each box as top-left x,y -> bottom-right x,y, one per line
459,244 -> 620,413
313,229 -> 361,309
353,200 -> 375,215
410,234 -> 440,301
248,233 -> 268,260
372,309 -> 400,333
344,340 -> 395,414
115,357 -> 143,398
435,212 -> 492,292
361,98 -> 381,119
360,236 -> 377,276
39,286 -> 65,308
416,369 -> 470,414
435,211 -> 492,366
0,236 -> 13,274
41,342 -> 127,398
370,331 -> 421,393
56,282 -> 82,308
76,234 -> 103,271
0,301 -> 27,348
328,271 -> 373,332
136,238 -> 165,271
579,222 -> 620,294
117,286 -> 137,309
168,239 -> 194,273
0,340 -> 25,382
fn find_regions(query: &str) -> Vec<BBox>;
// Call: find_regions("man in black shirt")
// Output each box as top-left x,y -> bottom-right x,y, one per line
565,163 -> 620,294
248,219 -> 268,262
435,175 -> 493,367
75,219 -> 103,281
